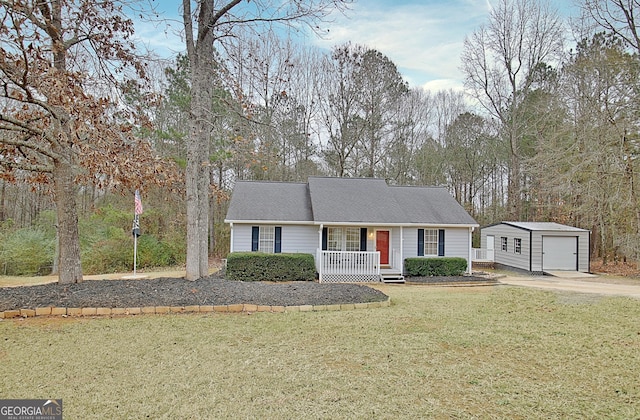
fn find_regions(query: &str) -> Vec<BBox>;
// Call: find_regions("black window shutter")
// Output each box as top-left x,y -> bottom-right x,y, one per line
322,227 -> 328,251
360,228 -> 367,251
417,229 -> 424,256
251,226 -> 259,252
274,227 -> 282,253
438,229 -> 445,256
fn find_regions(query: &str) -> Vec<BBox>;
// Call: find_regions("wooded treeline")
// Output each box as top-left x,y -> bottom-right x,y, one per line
1,0 -> 639,277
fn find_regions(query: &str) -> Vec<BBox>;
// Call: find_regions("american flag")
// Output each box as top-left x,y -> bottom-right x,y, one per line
134,190 -> 143,215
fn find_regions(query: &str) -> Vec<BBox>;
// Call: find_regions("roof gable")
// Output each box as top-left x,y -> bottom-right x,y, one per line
308,177 -> 406,223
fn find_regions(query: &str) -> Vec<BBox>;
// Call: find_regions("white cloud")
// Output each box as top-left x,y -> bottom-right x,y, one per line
313,0 -> 491,88
421,78 -> 465,93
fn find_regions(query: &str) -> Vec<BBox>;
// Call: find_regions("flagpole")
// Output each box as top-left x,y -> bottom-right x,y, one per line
132,190 -> 143,277
133,226 -> 138,276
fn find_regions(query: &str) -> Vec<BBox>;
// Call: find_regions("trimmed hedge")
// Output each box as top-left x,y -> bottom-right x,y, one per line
404,257 -> 468,277
226,252 -> 316,282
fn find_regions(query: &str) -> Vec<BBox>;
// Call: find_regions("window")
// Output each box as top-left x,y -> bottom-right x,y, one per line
424,229 -> 438,255
327,227 -> 343,251
327,227 -> 361,251
252,226 -> 281,253
259,226 -> 275,253
501,237 -> 508,252
418,228 -> 445,256
345,228 -> 361,251
514,238 -> 522,254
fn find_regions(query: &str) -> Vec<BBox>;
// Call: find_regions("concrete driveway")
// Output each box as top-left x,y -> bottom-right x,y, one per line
498,273 -> 640,299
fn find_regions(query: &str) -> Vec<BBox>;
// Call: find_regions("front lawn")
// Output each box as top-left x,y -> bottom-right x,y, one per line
1,285 -> 639,418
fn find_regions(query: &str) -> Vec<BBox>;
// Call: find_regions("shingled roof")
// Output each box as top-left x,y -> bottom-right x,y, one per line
225,177 -> 478,226
225,181 -> 313,222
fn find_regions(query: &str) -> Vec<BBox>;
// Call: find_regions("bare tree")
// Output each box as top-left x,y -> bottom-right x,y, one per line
431,89 -> 467,145
181,0 -> 352,280
461,0 -> 565,219
549,33 -> 640,264
583,0 -> 640,55
353,48 -> 409,178
443,112 -> 498,218
385,88 -> 434,185
317,43 -> 365,177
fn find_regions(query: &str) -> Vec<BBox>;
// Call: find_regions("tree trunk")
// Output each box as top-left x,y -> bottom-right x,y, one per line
0,180 -> 5,221
185,103 -> 211,280
185,53 -> 213,280
185,135 -> 202,280
507,150 -> 521,220
53,158 -> 82,284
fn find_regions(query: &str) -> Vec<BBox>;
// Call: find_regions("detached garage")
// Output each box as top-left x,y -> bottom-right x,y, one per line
481,222 -> 590,274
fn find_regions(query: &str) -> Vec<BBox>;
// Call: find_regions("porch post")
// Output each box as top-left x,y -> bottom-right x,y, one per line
229,222 -> 234,253
468,227 -> 473,274
400,226 -> 404,275
318,224 -> 324,282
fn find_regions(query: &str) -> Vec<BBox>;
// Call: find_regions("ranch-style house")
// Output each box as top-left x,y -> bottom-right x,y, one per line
225,177 -> 479,282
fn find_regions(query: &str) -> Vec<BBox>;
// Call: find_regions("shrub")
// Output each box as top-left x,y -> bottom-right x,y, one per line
404,257 -> 468,277
0,228 -> 55,276
136,235 -> 177,268
82,229 -> 132,275
80,203 -> 187,274
226,252 -> 316,282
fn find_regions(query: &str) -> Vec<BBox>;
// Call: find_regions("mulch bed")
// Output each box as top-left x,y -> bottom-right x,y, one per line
0,276 -> 390,312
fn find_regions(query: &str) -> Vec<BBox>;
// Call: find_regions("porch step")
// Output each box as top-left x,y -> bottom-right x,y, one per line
380,273 -> 405,283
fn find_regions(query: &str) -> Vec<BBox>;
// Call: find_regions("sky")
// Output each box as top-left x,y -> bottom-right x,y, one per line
135,0 -> 579,92
311,0 -> 494,91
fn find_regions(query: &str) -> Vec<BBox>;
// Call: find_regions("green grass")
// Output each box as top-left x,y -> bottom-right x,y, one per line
1,285 -> 639,419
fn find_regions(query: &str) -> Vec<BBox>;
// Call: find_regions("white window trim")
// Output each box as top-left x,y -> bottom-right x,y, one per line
514,238 -> 522,255
259,226 -> 275,253
328,227 -> 361,251
422,228 -> 438,256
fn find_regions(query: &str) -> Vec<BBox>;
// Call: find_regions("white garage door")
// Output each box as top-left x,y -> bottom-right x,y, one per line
542,236 -> 577,271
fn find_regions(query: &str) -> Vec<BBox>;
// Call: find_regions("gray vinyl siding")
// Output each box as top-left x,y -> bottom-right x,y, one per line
577,232 -> 590,272
445,228 -> 471,259
281,225 -> 319,254
231,224 -> 317,254
482,223 -> 590,273
391,228 -> 402,258
232,224 -> 253,252
403,227 -> 470,259
482,224 -> 532,271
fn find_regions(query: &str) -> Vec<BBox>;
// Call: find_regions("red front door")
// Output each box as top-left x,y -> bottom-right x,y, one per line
376,230 -> 390,265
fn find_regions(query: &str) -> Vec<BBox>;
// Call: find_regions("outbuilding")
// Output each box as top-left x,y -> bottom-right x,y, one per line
481,222 -> 590,274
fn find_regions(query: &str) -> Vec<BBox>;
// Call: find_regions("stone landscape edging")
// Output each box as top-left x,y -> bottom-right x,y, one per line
0,297 -> 391,319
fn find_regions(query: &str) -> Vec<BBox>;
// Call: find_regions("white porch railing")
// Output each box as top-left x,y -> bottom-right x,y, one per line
389,248 -> 400,268
317,250 -> 380,283
472,248 -> 494,261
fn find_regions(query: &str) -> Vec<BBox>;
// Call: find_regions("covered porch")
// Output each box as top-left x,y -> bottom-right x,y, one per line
316,248 -> 404,283
315,224 -> 404,283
